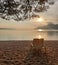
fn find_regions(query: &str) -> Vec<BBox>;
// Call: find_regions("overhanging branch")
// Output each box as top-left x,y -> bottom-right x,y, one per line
0,0 -> 55,21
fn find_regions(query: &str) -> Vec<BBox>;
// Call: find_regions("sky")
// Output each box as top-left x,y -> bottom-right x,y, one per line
0,0 -> 58,29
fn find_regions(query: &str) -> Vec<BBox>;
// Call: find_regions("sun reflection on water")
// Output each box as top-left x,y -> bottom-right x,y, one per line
37,29 -> 44,39
38,35 -> 42,39
38,29 -> 42,31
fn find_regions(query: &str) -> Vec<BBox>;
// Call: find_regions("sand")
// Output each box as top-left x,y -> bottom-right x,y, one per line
0,40 -> 58,65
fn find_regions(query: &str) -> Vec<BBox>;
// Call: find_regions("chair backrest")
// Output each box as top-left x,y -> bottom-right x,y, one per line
33,38 -> 44,50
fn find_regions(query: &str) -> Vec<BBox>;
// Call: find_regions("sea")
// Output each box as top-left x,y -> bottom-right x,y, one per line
0,29 -> 58,40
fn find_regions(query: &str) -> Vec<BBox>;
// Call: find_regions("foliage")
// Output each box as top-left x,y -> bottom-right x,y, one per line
0,0 -> 54,21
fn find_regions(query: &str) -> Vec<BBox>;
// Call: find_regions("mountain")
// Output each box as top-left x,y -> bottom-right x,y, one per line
37,23 -> 58,30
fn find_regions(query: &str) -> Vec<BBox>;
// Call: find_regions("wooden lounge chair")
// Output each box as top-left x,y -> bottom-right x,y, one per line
31,38 -> 46,53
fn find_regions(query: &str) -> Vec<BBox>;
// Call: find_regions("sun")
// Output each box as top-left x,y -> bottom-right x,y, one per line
37,17 -> 44,23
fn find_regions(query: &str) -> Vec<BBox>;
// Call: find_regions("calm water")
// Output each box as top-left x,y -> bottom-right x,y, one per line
0,29 -> 58,40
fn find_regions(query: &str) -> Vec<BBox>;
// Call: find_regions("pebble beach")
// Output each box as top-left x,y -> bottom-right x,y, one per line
0,40 -> 58,65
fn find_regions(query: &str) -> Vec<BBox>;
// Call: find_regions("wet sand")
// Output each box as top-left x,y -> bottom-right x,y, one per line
0,40 -> 58,65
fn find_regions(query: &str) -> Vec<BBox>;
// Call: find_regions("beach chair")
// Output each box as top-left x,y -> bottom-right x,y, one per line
31,38 -> 46,53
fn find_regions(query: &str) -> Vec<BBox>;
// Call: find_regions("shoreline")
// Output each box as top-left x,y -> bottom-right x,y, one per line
0,39 -> 58,41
